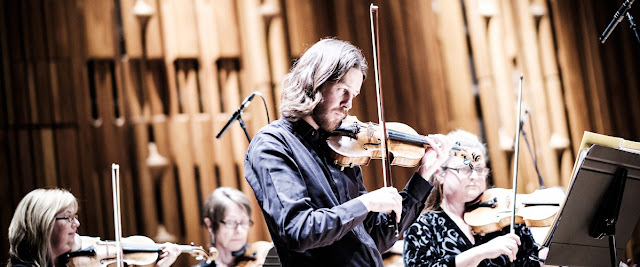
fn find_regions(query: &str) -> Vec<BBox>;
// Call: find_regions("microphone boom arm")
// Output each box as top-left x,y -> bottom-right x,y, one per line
216,92 -> 262,142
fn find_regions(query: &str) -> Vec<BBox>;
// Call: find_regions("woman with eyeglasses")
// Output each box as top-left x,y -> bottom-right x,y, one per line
403,130 -> 541,267
7,188 -> 180,267
198,187 -> 264,267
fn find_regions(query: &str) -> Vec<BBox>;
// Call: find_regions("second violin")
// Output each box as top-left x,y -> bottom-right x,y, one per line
65,235 -> 217,267
464,187 -> 565,235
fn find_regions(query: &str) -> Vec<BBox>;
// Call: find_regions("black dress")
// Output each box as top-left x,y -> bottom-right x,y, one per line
403,208 -> 541,267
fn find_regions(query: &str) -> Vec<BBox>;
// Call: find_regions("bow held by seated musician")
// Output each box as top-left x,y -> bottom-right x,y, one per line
403,130 -> 543,267
7,188 -> 181,267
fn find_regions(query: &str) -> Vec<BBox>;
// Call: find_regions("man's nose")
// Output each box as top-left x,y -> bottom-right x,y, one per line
343,97 -> 353,110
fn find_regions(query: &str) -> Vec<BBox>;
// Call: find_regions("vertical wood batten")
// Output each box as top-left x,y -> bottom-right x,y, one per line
466,0 -> 510,189
264,0 -> 289,115
68,0 -> 103,239
510,0 -> 557,191
437,0 -> 478,134
237,0 -> 281,242
237,0 -> 276,137
0,0 -> 10,258
535,0 -> 572,187
547,0 -> 591,166
192,0 -> 222,241
579,0 -> 611,135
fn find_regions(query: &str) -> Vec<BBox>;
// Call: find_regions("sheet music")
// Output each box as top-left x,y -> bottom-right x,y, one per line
619,146 -> 640,155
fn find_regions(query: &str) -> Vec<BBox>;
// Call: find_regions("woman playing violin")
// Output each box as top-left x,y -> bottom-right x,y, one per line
7,188 -> 180,267
403,130 -> 541,267
197,187 -> 255,267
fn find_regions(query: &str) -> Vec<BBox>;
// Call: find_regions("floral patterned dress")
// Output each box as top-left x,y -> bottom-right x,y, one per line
403,208 -> 541,267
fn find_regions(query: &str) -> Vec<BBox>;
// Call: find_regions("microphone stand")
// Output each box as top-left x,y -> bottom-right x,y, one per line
520,111 -> 546,189
216,91 -> 269,143
237,116 -> 251,142
216,109 -> 252,143
626,12 -> 640,44
599,0 -> 640,45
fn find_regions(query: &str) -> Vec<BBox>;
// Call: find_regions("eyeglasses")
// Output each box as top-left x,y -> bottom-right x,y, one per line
55,214 -> 79,223
444,165 -> 490,177
219,220 -> 253,230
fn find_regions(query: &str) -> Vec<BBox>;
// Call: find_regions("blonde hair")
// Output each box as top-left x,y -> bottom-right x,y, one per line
7,188 -> 78,267
423,130 -> 487,212
202,187 -> 252,245
280,38 -> 367,121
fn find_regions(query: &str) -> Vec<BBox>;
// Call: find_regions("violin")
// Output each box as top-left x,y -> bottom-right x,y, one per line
64,235 -> 217,266
463,187 -> 565,236
328,116 -> 463,169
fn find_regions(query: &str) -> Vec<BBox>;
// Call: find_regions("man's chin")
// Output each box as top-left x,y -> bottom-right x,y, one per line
324,122 -> 342,132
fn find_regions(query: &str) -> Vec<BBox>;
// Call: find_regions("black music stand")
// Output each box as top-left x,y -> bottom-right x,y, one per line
543,138 -> 640,266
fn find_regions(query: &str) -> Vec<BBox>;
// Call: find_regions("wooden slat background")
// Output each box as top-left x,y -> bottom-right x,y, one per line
2,0 -> 640,265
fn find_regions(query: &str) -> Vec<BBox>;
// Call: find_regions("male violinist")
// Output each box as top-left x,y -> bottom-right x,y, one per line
244,38 -> 453,266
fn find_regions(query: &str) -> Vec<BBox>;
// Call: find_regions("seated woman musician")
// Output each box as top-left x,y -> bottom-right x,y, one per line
198,187 -> 270,267
403,130 -> 541,267
7,188 -> 180,267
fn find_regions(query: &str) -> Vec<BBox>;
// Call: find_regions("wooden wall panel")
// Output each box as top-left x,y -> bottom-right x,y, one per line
3,0 -> 640,264
0,1 -> 9,260
465,0 -> 508,189
579,1 -> 612,135
535,0 -> 572,186
264,0 -> 289,113
54,128 -> 84,200
547,0 -> 592,169
0,130 -> 11,266
511,0 -> 558,191
237,0 -> 276,137
437,0 -> 479,134
158,0 -> 199,59
213,0 -> 241,58
169,62 -> 205,249
120,0 -> 164,59
284,0 -> 330,57
84,0 -> 116,58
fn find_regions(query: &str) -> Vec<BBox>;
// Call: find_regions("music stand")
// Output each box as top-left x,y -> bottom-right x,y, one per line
543,132 -> 640,266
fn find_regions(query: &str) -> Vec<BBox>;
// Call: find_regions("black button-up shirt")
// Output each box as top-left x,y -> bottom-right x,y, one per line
244,118 -> 433,266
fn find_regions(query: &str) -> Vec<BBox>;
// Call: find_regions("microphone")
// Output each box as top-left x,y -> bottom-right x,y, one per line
599,0 -> 636,43
216,91 -> 262,139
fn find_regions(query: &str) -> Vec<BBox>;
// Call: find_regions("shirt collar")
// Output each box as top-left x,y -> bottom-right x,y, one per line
292,119 -> 333,145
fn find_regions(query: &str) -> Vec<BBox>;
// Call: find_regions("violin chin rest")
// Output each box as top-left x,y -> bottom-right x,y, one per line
72,234 -> 82,251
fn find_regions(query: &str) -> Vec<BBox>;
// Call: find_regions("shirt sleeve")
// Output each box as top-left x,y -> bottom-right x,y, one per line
363,173 -> 433,253
403,219 -> 455,267
244,132 -> 370,253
